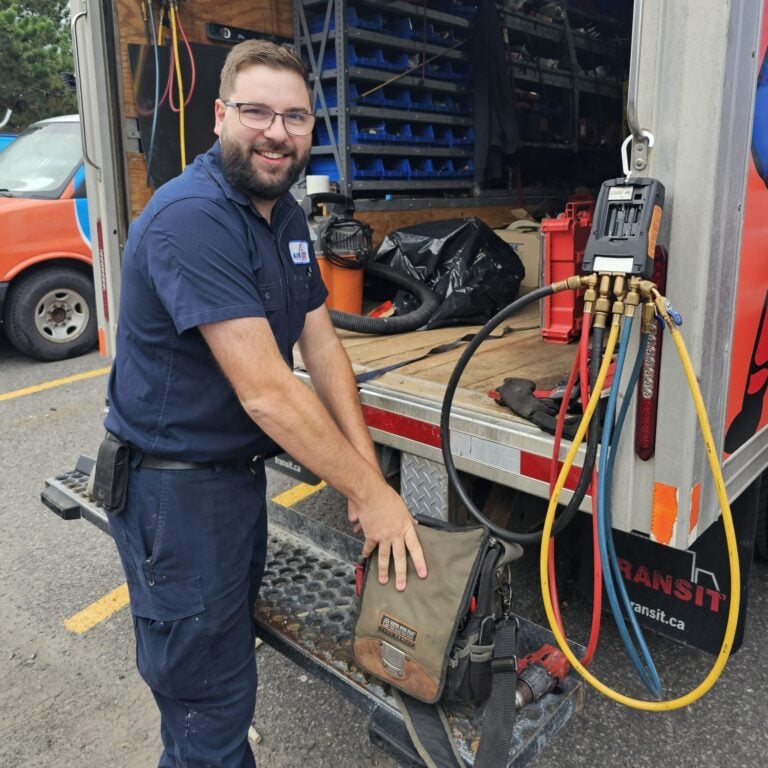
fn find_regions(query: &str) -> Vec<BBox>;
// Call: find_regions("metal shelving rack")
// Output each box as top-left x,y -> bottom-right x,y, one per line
503,2 -> 628,157
293,0 -> 628,199
295,0 -> 476,197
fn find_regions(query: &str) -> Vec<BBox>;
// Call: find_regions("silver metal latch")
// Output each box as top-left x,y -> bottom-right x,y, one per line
381,642 -> 406,678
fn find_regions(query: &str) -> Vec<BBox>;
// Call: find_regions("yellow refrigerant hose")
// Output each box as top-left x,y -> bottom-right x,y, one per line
539,294 -> 741,710
169,2 -> 187,169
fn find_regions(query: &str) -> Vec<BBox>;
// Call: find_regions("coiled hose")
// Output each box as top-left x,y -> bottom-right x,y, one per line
329,262 -> 441,335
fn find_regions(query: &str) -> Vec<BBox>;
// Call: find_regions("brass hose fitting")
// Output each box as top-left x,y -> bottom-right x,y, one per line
593,274 -> 612,329
551,275 -> 589,293
583,273 -> 599,315
611,274 -> 627,317
638,279 -> 657,300
641,300 -> 656,334
624,276 -> 642,318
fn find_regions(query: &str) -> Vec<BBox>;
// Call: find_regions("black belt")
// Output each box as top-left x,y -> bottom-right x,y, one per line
138,454 -> 266,473
106,432 -> 270,474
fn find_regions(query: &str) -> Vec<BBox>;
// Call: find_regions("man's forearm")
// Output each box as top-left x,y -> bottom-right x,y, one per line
304,339 -> 378,468
298,311 -> 379,469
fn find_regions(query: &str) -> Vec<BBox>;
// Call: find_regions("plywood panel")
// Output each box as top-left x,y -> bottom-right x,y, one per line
307,303 -> 578,418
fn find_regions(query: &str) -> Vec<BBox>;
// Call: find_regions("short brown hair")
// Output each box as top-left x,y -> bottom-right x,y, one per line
219,40 -> 310,101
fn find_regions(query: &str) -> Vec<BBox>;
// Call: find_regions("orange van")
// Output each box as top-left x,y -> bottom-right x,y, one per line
0,114 -> 95,361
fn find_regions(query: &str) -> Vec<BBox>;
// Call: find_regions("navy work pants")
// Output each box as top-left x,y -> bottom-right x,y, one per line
109,459 -> 268,768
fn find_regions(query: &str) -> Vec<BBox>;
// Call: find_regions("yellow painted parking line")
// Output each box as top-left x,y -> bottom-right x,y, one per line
0,366 -> 111,402
271,481 -> 327,507
64,583 -> 129,634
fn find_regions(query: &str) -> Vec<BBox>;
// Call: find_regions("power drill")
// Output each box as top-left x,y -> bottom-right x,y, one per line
516,644 -> 570,708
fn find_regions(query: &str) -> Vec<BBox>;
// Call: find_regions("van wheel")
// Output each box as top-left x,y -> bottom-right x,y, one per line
3,267 -> 97,361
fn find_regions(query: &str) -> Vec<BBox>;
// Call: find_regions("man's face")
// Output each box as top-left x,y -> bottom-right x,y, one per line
214,65 -> 313,201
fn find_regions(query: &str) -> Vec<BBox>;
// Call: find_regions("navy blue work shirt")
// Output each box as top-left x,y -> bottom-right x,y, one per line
105,141 -> 328,462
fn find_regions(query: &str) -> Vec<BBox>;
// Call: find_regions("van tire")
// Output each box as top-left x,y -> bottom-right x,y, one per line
3,267 -> 97,361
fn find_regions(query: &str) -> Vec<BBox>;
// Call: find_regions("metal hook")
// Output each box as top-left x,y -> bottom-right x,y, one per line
621,130 -> 655,180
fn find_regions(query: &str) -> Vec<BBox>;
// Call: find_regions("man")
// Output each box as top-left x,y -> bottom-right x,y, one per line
104,40 -> 427,768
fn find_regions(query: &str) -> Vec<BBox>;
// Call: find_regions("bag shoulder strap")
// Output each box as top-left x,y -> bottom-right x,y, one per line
394,618 -> 519,768
395,690 -> 465,768
474,618 -> 519,768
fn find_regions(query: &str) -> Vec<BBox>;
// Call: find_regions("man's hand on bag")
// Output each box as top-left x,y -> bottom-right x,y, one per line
350,484 -> 427,591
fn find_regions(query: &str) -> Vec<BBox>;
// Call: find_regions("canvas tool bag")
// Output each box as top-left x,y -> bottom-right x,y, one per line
354,518 -> 522,768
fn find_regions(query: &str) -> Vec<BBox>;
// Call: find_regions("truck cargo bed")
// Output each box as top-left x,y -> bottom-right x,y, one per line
296,302 -> 586,503
313,303 -> 575,418
42,456 -> 584,768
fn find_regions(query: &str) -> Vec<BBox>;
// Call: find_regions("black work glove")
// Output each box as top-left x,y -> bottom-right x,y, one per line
495,378 -> 580,439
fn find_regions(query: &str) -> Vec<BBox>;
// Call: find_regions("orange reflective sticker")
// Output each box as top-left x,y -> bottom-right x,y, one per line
647,205 -> 662,259
689,483 -> 701,533
651,482 -> 678,544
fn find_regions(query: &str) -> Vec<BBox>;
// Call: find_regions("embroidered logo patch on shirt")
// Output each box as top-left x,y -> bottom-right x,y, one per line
289,240 -> 310,265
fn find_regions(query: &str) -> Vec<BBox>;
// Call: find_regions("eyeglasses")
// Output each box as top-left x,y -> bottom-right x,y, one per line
223,101 -> 315,136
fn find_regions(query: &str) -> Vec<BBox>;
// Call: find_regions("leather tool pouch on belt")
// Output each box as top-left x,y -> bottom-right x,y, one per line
91,434 -> 130,515
354,517 -> 521,768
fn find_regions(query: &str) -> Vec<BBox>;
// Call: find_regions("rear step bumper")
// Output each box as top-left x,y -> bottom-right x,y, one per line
43,458 -> 585,767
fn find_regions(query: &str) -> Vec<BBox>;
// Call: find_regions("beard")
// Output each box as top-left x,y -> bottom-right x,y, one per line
219,129 -> 310,201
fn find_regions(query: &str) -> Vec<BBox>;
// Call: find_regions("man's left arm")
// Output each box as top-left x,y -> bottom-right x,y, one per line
297,305 -> 378,470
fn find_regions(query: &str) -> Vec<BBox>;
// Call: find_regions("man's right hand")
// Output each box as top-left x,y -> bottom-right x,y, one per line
350,484 -> 427,592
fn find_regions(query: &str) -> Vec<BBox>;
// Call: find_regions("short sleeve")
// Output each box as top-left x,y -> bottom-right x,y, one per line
138,196 -> 266,334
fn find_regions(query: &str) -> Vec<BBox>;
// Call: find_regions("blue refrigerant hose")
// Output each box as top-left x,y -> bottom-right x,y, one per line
146,3 -> 160,187
597,315 -> 662,697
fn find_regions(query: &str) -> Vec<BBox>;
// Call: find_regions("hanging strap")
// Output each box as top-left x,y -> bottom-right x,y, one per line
474,619 -> 519,768
355,325 -> 538,384
393,618 -> 519,768
395,691 -> 466,768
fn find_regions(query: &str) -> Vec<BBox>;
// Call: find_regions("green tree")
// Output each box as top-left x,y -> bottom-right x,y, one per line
0,0 -> 78,132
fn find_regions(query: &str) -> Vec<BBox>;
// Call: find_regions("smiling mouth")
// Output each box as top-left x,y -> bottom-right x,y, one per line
254,148 -> 289,161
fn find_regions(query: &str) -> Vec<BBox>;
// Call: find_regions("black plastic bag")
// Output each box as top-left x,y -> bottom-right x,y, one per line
372,217 -> 525,329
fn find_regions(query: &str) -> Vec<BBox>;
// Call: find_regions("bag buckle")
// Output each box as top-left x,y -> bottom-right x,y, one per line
381,642 -> 406,679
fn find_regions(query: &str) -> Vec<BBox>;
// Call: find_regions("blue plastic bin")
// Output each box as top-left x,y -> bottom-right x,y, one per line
380,51 -> 411,72
412,124 -> 436,144
309,8 -> 383,34
381,158 -> 411,178
314,119 -> 339,146
411,158 -> 435,178
430,94 -> 455,113
388,123 -> 414,143
351,157 -> 385,178
350,119 -> 387,143
308,158 -> 340,182
381,87 -> 412,109
323,44 -> 384,70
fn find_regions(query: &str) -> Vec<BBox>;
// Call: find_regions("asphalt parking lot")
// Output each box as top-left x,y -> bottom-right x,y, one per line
2,333 -> 768,768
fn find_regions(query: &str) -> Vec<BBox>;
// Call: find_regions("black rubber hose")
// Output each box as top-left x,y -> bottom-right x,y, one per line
329,261 -> 441,335
440,283 -> 591,545
552,324 -> 604,526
